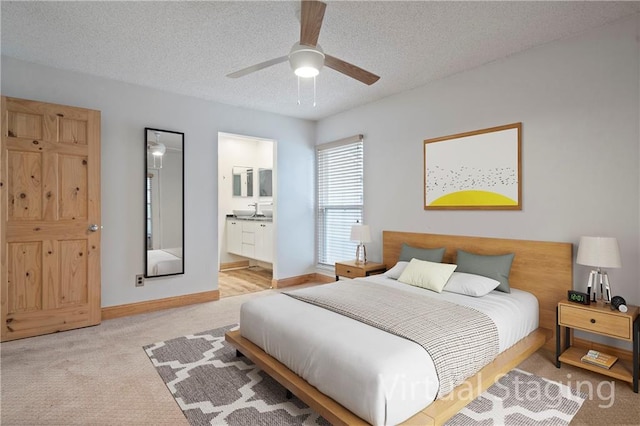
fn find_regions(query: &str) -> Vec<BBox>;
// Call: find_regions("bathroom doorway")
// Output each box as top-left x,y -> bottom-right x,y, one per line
217,132 -> 276,298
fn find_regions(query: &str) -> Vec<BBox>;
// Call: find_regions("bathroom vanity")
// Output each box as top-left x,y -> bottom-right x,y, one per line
226,216 -> 273,263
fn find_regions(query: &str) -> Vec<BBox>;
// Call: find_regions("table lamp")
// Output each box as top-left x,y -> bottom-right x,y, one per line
350,224 -> 371,264
576,236 -> 621,303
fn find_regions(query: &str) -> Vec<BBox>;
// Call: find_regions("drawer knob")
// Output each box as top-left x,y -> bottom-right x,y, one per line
346,269 -> 351,273
590,318 -> 596,324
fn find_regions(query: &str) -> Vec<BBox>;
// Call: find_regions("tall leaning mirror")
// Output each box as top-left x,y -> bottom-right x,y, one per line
145,128 -> 184,278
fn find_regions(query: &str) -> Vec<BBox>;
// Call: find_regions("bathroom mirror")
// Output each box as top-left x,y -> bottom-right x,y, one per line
232,166 -> 253,197
145,128 -> 184,278
259,168 -> 272,197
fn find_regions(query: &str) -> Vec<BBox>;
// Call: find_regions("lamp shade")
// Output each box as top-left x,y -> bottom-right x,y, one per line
350,224 -> 371,243
576,236 -> 621,268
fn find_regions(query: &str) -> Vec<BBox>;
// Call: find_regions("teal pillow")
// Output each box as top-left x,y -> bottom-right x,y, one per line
398,244 -> 445,263
455,250 -> 515,293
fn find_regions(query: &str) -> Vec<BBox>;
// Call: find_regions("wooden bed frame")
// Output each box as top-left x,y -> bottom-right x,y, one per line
226,232 -> 573,425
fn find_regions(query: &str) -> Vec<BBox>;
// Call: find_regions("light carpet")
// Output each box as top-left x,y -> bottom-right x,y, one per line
144,325 -> 587,426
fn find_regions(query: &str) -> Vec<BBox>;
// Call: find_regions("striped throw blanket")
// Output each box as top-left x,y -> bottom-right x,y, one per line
284,280 -> 499,398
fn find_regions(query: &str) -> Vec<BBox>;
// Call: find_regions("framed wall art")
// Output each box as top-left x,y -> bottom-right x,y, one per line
424,122 -> 521,210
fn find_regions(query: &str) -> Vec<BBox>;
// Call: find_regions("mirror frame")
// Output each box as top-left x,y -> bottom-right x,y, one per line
144,127 -> 185,278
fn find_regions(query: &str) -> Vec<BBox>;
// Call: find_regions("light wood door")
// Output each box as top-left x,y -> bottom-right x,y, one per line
1,96 -> 101,341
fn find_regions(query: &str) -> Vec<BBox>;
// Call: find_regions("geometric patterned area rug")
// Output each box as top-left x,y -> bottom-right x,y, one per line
144,325 -> 586,426
143,324 -> 328,425
445,369 -> 587,426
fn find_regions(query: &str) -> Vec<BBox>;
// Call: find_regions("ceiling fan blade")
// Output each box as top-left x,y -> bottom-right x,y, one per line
300,0 -> 326,47
226,56 -> 289,78
324,54 -> 380,85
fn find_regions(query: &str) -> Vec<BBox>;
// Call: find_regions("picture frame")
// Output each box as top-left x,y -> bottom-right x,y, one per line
424,122 -> 522,210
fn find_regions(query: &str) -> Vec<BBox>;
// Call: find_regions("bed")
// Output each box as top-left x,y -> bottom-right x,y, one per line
226,232 -> 573,425
146,247 -> 183,275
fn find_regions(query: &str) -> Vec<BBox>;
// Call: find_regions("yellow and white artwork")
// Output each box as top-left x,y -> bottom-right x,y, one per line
424,123 -> 521,210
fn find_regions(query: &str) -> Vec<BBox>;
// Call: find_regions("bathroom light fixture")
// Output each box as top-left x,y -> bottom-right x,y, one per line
350,223 -> 371,264
576,236 -> 621,303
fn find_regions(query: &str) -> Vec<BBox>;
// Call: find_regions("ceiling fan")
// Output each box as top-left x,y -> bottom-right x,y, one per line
227,0 -> 380,85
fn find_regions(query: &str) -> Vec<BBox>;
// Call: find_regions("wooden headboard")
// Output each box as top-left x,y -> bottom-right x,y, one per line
382,231 -> 573,339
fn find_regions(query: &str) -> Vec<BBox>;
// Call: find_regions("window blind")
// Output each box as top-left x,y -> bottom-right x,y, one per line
316,136 -> 364,267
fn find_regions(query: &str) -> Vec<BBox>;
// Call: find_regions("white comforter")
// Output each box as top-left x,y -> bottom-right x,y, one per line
147,248 -> 182,275
240,275 -> 538,425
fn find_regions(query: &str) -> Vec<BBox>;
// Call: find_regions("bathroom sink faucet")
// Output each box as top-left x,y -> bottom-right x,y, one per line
248,201 -> 273,216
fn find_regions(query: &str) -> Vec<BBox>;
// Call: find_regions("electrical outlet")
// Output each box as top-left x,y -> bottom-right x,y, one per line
135,274 -> 145,287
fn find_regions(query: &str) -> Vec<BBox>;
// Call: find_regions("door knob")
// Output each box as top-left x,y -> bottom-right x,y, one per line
88,224 -> 100,232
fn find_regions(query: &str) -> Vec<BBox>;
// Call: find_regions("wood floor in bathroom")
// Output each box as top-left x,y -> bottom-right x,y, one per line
218,266 -> 273,298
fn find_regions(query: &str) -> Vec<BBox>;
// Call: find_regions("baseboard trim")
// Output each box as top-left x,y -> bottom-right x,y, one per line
314,273 -> 335,283
101,290 -> 220,320
273,273 -> 334,289
220,261 -> 250,271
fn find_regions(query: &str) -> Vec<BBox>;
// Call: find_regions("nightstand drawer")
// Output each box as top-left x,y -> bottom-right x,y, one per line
559,304 -> 632,340
335,263 -> 365,278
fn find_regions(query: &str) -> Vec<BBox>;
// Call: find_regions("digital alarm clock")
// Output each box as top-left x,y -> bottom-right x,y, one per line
568,290 -> 590,305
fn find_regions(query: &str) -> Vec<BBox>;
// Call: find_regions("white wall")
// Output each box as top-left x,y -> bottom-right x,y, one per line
1,55 -> 316,307
317,16 -> 640,344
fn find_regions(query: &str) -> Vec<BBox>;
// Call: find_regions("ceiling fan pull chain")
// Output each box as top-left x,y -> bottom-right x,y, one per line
297,76 -> 301,105
153,154 -> 163,169
313,75 -> 317,107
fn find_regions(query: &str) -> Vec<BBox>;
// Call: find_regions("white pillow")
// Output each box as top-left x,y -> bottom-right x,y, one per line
397,258 -> 457,293
383,261 -> 409,279
443,272 -> 500,297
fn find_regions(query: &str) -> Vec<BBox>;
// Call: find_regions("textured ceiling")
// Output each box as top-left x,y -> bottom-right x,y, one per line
2,1 -> 639,121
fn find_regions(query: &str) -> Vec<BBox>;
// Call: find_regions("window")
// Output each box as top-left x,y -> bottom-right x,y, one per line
316,135 -> 364,267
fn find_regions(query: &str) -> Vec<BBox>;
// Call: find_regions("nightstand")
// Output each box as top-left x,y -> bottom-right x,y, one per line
335,260 -> 386,281
556,300 -> 639,393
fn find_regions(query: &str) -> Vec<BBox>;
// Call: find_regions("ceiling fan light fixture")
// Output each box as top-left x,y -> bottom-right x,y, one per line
148,131 -> 166,157
150,143 -> 166,156
226,1 -> 379,86
289,43 -> 324,78
295,66 -> 320,78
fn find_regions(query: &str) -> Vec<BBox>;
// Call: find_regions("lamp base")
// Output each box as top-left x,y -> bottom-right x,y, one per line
586,269 -> 613,303
355,243 -> 367,264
